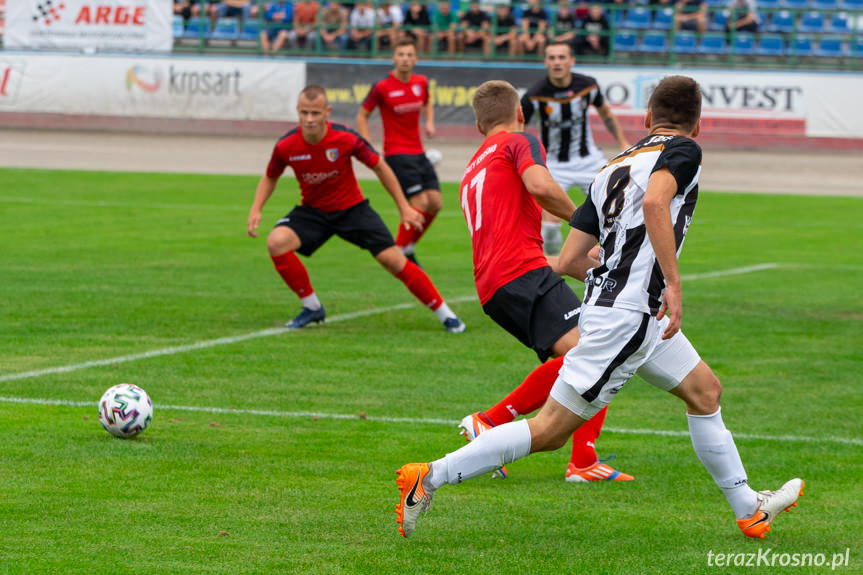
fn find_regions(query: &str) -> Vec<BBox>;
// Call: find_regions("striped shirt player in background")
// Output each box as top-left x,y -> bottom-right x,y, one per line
357,38 -> 441,268
521,41 -> 630,256
396,76 -> 803,540
453,81 -> 632,485
247,85 -> 466,334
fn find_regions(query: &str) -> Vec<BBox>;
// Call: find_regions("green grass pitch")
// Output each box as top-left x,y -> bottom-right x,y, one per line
0,168 -> 861,574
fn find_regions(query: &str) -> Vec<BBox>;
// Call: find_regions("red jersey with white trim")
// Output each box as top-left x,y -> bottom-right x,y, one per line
460,130 -> 549,305
361,72 -> 428,157
266,122 -> 380,212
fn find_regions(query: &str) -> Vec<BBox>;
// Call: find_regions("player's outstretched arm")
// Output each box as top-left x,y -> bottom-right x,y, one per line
247,175 -> 279,238
521,164 -> 577,221
558,228 -> 601,281
356,107 -> 374,144
643,167 -> 682,339
596,102 -> 631,151
374,159 -> 425,232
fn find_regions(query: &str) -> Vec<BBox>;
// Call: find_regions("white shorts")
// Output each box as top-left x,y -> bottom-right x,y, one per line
547,151 -> 607,195
549,305 -> 701,420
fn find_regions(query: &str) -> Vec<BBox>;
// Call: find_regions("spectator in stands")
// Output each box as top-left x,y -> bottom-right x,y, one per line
349,1 -> 376,51
175,0 -> 193,22
674,0 -> 708,33
550,0 -> 578,47
404,2 -> 432,53
575,4 -> 609,56
319,1 -> 349,50
191,0 -> 220,24
433,1 -> 459,54
727,0 -> 759,33
377,0 -> 404,49
493,3 -> 519,56
460,1 -> 492,55
221,0 -> 253,20
289,0 -> 320,49
519,0 -> 548,55
261,0 -> 293,54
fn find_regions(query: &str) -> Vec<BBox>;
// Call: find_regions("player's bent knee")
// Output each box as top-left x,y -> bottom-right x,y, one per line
677,361 -> 722,414
375,246 -> 406,275
267,227 -> 300,256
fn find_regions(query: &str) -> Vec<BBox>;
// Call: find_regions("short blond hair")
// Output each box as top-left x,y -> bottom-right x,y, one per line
472,80 -> 520,133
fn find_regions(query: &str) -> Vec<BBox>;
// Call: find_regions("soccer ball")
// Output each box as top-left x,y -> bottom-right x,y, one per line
98,383 -> 153,438
425,148 -> 443,166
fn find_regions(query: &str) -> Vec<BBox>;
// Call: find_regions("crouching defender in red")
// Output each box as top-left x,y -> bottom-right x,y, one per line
247,85 -> 466,333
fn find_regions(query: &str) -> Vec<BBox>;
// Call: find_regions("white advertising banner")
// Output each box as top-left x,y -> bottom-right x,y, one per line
4,0 -> 173,52
0,53 -> 306,121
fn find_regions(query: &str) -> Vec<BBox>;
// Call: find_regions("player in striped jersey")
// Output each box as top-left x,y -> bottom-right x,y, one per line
521,41 -> 630,255
396,76 -> 803,540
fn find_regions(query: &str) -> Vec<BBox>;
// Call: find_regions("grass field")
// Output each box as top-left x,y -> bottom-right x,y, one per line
1,168 -> 861,574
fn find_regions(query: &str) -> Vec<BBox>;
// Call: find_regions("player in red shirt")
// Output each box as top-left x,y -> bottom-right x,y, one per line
247,85 -> 465,333
357,38 -> 440,267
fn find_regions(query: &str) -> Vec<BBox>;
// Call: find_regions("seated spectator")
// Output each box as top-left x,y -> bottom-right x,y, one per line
575,4 -> 609,56
674,0 -> 707,33
519,0 -> 548,54
433,1 -> 459,54
319,1 -> 349,50
260,1 -> 293,54
175,0 -> 193,22
404,2 -> 432,53
289,0 -> 319,49
349,1 -> 376,51
377,0 -> 403,49
221,0 -> 252,20
493,3 -> 519,56
550,0 -> 577,47
191,0 -> 220,24
459,1 -> 491,55
727,0 -> 758,33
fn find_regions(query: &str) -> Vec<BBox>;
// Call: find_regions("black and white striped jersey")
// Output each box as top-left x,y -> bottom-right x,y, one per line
520,74 -> 604,164
569,134 -> 702,316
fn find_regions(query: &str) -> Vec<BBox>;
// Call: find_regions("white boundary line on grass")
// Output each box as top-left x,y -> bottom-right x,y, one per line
0,395 -> 860,447
0,263 -> 780,384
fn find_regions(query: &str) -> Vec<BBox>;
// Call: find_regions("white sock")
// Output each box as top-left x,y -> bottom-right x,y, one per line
400,242 -> 416,256
541,222 -> 562,242
687,408 -> 760,519
434,302 -> 455,322
300,293 -> 322,311
427,419 -> 532,490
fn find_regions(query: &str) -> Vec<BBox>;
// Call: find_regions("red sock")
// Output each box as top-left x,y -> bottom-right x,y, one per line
395,221 -> 416,250
413,209 -> 437,244
484,356 -> 564,425
395,260 -> 443,310
270,251 -> 314,298
569,406 -> 607,468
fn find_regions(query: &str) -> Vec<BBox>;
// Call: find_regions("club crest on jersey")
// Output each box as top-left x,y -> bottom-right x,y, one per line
412,84 -> 422,97
325,148 -> 339,162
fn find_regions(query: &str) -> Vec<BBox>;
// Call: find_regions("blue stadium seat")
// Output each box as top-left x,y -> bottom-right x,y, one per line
709,10 -> 730,31
757,0 -> 781,8
698,33 -> 728,53
853,36 -> 863,56
239,19 -> 260,40
767,10 -> 795,32
732,32 -> 757,53
812,0 -> 838,8
184,18 -> 210,38
673,31 -> 698,52
782,0 -> 809,8
756,33 -> 787,54
798,11 -> 826,32
212,17 -> 240,39
614,31 -> 639,51
816,36 -> 848,55
652,8 -> 675,29
791,35 -> 815,54
641,31 -> 669,51
839,0 -> 863,9
828,12 -> 851,33
705,0 -> 725,7
623,7 -> 652,29
172,15 -> 185,38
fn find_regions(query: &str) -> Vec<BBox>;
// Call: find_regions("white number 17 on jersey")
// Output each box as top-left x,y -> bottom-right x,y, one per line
461,168 -> 486,237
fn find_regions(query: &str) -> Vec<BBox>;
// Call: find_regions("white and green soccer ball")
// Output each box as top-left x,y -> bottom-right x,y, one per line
98,383 -> 153,438
425,148 -> 443,166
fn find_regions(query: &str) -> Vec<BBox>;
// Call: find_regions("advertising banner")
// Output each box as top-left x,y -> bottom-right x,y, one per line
4,0 -> 173,52
0,53 -> 305,121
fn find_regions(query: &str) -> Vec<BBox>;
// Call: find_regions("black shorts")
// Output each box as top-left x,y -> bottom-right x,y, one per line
482,266 -> 582,362
385,154 -> 439,199
275,199 -> 395,257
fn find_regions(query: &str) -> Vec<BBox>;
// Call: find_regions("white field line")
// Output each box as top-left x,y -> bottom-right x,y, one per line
0,395 -> 860,447
0,264 -> 780,384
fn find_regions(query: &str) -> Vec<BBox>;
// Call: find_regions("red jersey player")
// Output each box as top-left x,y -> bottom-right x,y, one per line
247,85 -> 465,333
454,80 -> 631,484
357,38 -> 440,267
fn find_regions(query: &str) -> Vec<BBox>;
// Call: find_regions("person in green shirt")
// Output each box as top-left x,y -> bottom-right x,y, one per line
433,1 -> 459,54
